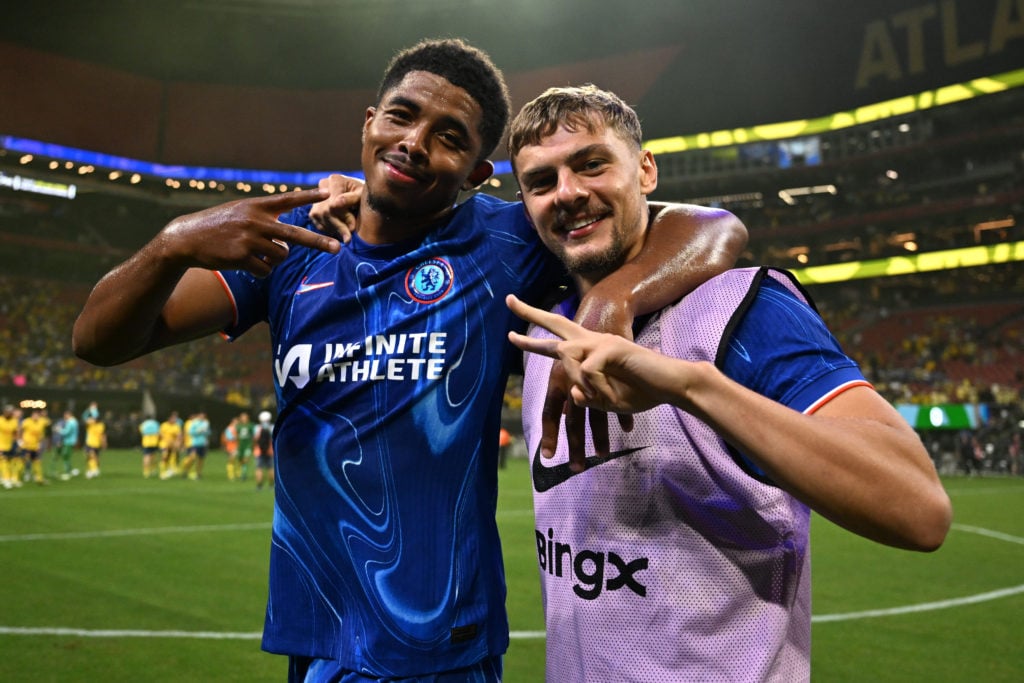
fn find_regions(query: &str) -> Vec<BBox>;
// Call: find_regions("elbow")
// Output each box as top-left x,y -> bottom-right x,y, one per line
71,320 -> 96,364
71,317 -> 120,367
706,208 -> 749,269
904,487 -> 954,553
71,335 -> 108,368
716,208 -> 749,256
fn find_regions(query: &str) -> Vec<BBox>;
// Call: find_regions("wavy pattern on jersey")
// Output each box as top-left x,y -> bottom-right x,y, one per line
267,250 -> 494,664
235,195 -> 557,673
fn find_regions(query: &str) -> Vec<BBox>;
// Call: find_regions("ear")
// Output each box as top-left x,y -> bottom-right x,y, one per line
463,159 -> 494,190
639,149 -> 658,195
362,107 -> 376,143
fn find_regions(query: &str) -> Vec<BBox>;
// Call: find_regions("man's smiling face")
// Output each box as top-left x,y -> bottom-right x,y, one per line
513,118 -> 658,290
360,70 -> 492,229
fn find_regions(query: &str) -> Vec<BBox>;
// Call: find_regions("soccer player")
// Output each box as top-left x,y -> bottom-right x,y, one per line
253,411 -> 274,491
181,412 -> 195,462
139,413 -> 161,478
71,39 -> 745,679
497,427 -> 512,469
179,411 -> 211,480
81,401 -> 100,424
19,407 -> 51,484
158,411 -> 183,479
83,413 -> 107,479
55,410 -> 80,480
233,411 -> 255,482
0,405 -> 22,489
222,418 -> 239,480
504,84 -> 953,681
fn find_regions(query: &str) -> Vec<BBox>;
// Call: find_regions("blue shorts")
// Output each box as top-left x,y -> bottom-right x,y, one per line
287,655 -> 502,683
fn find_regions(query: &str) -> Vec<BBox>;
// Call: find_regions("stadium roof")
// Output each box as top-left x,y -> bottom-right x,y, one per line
1,0 -> 1021,171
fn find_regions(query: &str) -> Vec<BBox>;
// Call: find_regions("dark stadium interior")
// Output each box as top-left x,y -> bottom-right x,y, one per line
0,0 -> 1022,473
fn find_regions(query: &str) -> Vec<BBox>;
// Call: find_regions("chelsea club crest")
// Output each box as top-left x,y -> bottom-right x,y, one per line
405,257 -> 454,304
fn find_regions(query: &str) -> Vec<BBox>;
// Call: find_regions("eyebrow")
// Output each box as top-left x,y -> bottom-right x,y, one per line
385,94 -> 473,141
518,143 -> 612,186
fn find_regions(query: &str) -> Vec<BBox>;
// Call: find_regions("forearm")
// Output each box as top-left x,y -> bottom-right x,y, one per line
672,362 -> 951,551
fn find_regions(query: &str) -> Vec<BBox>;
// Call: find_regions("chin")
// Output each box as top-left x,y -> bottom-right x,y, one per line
367,191 -> 416,220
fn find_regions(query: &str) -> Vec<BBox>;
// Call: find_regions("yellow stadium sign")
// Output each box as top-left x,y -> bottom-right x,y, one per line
644,67 -> 1024,155
790,241 -> 1024,285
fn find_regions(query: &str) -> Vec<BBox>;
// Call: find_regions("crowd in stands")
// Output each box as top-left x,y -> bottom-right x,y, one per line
0,274 -> 274,408
809,268 -> 1023,477
810,265 -> 1024,396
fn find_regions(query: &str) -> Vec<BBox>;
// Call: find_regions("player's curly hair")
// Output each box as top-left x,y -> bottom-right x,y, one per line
378,38 -> 511,162
507,84 -> 644,172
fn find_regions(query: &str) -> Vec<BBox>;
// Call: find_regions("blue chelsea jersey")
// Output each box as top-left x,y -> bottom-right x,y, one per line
218,194 -> 560,675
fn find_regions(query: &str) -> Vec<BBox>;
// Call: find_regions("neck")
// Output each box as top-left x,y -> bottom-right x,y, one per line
356,196 -> 455,245
573,273 -> 600,297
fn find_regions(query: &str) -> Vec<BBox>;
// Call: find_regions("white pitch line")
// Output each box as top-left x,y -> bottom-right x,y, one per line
511,631 -> 546,639
0,522 -> 270,543
813,522 -> 1024,623
1,523 -> 1021,640
0,625 -> 549,641
950,522 -> 1024,546
0,486 -> 164,500
0,626 -> 261,640
811,584 -> 1024,623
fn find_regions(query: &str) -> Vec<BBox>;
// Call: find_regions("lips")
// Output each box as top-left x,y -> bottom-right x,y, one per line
561,211 -> 611,239
381,153 -> 427,184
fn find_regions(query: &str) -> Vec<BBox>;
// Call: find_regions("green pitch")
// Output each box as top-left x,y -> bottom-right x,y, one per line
0,451 -> 1020,682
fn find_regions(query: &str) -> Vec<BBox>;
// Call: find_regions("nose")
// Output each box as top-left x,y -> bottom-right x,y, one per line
399,123 -> 429,161
554,170 -> 587,208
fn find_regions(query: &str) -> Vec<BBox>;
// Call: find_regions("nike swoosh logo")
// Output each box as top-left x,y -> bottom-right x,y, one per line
295,279 -> 334,294
532,443 -> 648,493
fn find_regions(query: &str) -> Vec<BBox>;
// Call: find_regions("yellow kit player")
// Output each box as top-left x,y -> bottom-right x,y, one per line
84,415 -> 107,479
159,412 -> 183,479
222,418 -> 239,481
19,408 -> 51,484
0,405 -> 21,489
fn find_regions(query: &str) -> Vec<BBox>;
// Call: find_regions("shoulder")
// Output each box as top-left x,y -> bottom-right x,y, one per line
453,194 -> 529,232
689,266 -> 804,301
460,192 -> 516,213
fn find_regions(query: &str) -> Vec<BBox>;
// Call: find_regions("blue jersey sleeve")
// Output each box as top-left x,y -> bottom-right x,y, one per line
721,277 -> 865,412
720,277 -> 867,479
216,204 -> 312,338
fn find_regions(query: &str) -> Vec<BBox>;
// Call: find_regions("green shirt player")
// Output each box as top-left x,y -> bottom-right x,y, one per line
233,412 -> 255,482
